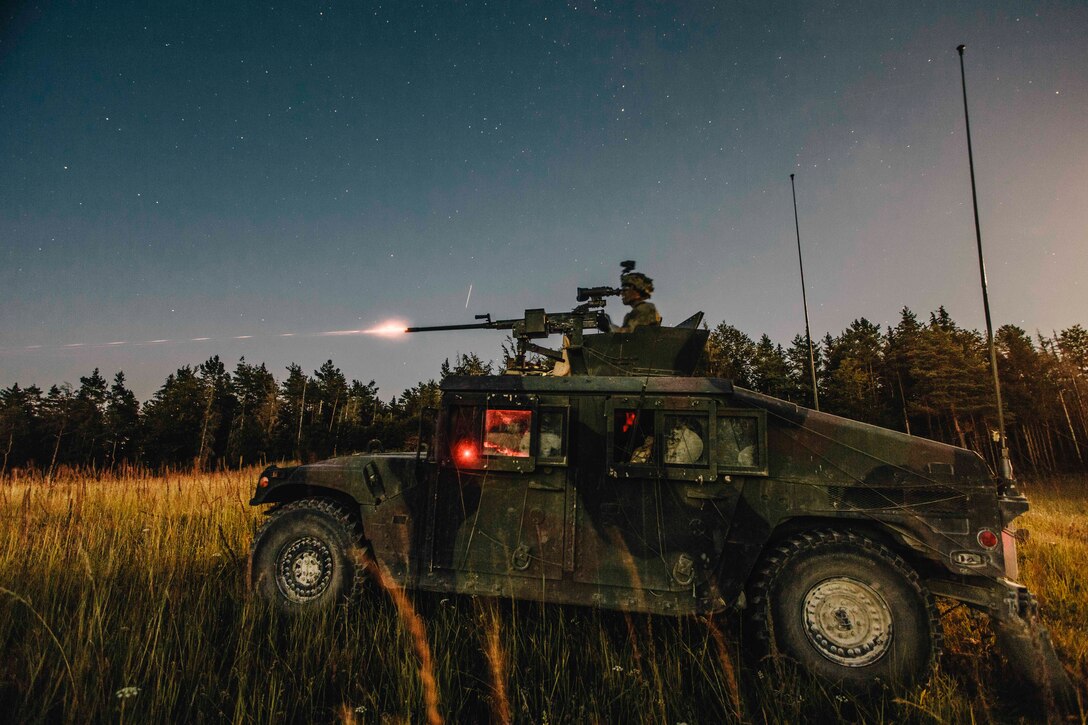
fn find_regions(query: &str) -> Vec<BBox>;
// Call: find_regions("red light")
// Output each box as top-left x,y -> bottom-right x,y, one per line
977,529 -> 999,549
259,476 -> 269,488
623,412 -> 637,433
456,441 -> 478,465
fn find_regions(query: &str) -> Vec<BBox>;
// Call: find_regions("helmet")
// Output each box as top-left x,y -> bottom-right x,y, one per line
621,272 -> 654,296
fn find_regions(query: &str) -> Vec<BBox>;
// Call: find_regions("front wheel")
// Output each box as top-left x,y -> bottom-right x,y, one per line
746,529 -> 940,690
248,498 -> 365,610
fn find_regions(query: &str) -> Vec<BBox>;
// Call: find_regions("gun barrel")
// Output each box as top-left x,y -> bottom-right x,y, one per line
405,322 -> 494,333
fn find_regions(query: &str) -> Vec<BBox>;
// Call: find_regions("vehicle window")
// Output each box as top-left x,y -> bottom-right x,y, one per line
664,414 -> 707,465
715,416 -> 759,468
484,409 -> 532,458
449,406 -> 483,466
614,409 -> 655,464
538,408 -> 566,462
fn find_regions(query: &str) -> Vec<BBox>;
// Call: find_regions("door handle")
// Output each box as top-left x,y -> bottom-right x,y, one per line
528,480 -> 564,491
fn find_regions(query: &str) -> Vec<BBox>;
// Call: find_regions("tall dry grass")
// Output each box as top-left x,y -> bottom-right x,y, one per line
0,468 -> 1084,723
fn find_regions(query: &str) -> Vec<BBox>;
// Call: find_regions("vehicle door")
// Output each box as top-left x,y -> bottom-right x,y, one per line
429,393 -> 570,583
574,395 -> 767,595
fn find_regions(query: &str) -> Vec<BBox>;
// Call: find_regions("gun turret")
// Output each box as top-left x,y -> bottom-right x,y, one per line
403,260 -> 708,376
406,262 -> 639,372
408,307 -> 607,371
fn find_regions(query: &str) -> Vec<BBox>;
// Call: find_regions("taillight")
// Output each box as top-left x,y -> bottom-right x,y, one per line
977,528 -> 999,549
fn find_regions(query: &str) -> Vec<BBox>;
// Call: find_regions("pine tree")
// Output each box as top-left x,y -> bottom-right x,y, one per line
822,319 -> 886,425
194,356 -> 234,471
276,364 -> 311,461
105,372 -> 140,467
440,353 -> 494,378
0,384 -> 44,473
141,367 -> 206,468
1057,325 -> 1088,375
884,308 -> 923,435
751,335 -> 792,399
72,368 -> 109,467
41,383 -> 74,478
705,323 -> 755,387
227,358 -> 277,465
307,360 -> 349,458
339,379 -> 383,452
392,381 -> 441,451
784,334 -> 822,408
909,310 -> 989,449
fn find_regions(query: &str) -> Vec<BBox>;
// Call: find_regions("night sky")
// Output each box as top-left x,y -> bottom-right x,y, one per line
2,1 -> 1086,401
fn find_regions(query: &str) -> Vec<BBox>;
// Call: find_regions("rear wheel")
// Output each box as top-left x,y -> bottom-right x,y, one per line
746,529 -> 939,690
248,498 -> 365,610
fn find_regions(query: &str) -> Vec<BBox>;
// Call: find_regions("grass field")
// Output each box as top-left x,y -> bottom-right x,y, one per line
0,467 -> 1084,723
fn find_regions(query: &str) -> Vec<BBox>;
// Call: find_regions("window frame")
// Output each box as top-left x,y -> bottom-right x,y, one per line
536,404 -> 570,466
606,399 -> 770,479
713,408 -> 769,476
440,394 -> 538,473
607,397 -> 716,481
606,397 -> 661,476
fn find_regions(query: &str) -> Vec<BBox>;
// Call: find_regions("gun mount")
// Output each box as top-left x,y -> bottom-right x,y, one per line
407,307 -> 605,370
406,261 -> 709,376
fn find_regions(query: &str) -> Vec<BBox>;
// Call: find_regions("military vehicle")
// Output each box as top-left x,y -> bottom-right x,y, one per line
247,264 -> 1073,702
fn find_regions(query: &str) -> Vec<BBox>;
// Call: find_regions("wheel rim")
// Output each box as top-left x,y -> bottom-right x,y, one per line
275,536 -> 334,602
802,577 -> 893,667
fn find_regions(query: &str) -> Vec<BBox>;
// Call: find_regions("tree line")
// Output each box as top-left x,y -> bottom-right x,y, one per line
0,352 -> 489,477
706,307 -> 1088,476
2,307 -> 1086,476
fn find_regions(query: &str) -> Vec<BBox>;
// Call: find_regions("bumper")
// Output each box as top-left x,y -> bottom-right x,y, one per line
927,576 -> 1077,714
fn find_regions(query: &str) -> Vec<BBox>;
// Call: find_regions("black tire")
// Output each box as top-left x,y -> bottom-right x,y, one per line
248,498 -> 366,611
746,529 -> 940,690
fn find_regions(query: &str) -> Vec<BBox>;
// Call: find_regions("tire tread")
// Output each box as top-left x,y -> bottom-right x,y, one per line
248,497 -> 367,605
746,528 -> 942,685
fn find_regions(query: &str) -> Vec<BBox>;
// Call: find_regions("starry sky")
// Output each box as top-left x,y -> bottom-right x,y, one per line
2,1 -> 1086,401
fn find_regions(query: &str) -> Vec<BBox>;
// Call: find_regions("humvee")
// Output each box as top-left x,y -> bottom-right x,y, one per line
247,280 -> 1073,701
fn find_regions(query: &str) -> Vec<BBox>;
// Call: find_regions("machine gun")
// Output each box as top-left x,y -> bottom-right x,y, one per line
407,308 -> 608,372
406,260 -> 709,377
406,261 -> 636,372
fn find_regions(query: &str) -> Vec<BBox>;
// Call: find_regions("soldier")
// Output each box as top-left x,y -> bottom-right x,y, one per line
553,268 -> 662,375
613,271 -> 662,332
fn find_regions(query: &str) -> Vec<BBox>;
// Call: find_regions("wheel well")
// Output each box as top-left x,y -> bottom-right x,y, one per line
761,516 -> 944,581
260,485 -> 363,528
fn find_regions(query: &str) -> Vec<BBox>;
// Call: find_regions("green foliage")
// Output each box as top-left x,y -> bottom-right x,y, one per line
750,335 -> 792,400
105,372 -> 139,467
140,366 -> 208,468
440,352 -> 494,378
823,318 -> 886,425
785,333 -> 822,408
226,359 -> 277,466
705,323 -> 755,387
0,384 -> 44,474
